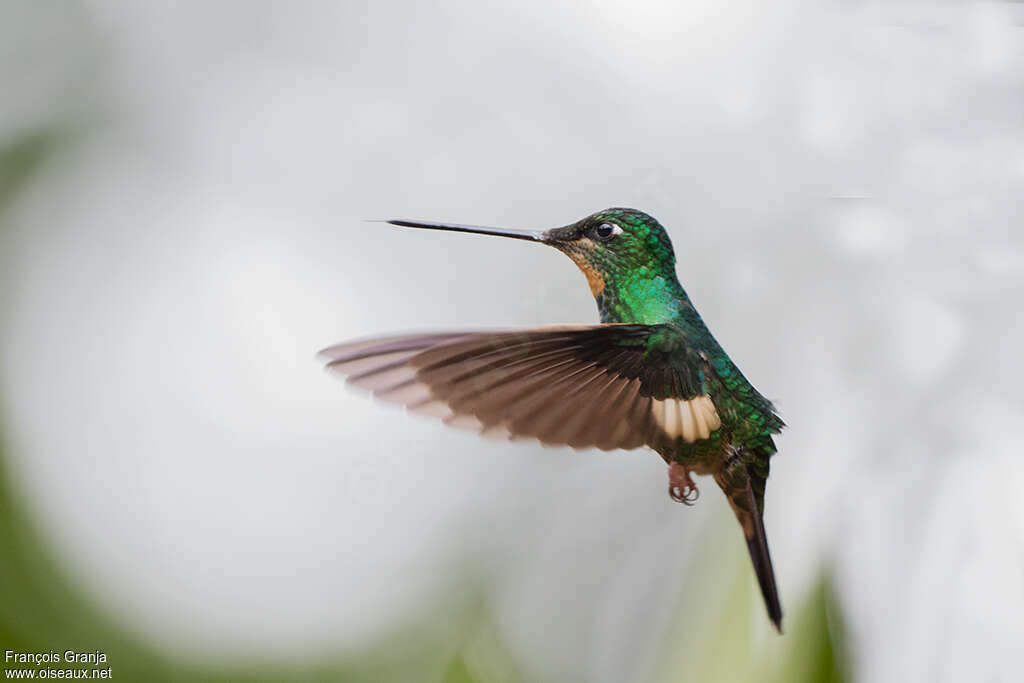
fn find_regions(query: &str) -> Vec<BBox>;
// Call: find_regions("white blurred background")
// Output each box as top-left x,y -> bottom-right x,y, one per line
1,1 -> 1023,682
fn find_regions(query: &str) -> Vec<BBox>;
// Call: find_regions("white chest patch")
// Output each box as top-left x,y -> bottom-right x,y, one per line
651,395 -> 721,442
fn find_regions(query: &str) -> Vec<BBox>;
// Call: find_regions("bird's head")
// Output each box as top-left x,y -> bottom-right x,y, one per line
387,207 -> 685,323
538,208 -> 677,299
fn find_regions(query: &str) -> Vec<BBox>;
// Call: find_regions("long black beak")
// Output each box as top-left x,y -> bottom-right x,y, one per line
387,219 -> 545,242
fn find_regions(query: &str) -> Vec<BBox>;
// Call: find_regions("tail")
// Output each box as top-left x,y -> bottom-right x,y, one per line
715,466 -> 783,632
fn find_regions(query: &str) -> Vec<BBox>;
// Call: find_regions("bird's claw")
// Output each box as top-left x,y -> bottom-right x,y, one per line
668,483 -> 699,505
668,463 -> 699,505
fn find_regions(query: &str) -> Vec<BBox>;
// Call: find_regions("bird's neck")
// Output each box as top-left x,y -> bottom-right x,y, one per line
595,270 -> 692,325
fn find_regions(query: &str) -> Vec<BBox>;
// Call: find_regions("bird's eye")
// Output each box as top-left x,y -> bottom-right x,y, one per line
592,222 -> 621,242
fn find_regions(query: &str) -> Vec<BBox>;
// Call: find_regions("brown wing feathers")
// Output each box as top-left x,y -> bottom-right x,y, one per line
319,325 -> 697,452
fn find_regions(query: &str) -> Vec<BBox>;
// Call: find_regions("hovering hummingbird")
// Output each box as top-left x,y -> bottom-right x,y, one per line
320,208 -> 784,630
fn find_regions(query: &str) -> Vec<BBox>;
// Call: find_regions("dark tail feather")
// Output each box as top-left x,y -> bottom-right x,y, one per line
716,472 -> 783,632
743,493 -> 783,632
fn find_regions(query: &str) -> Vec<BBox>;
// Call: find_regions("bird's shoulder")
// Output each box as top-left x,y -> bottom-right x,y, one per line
642,318 -> 784,436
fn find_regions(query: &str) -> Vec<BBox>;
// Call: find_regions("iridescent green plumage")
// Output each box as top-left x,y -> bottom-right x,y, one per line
321,208 -> 785,631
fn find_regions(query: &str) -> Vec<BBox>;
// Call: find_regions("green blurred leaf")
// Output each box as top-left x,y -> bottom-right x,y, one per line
652,513 -> 847,683
0,130 -> 60,215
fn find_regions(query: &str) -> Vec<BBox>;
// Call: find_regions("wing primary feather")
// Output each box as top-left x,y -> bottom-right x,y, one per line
349,364 -> 418,392
503,364 -> 611,443
604,379 -> 646,449
578,359 -> 643,447
459,356 -> 589,421
507,362 -> 611,433
421,344 -> 582,389
549,370 -> 627,447
326,349 -> 421,376
553,349 -> 642,447
441,352 -> 582,409
376,380 -> 432,406
413,333 -> 587,374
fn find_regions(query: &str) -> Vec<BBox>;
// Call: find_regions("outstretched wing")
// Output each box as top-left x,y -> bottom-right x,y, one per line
319,324 -> 720,452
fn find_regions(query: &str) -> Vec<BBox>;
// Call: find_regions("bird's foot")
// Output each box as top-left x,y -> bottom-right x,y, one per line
668,462 -> 699,505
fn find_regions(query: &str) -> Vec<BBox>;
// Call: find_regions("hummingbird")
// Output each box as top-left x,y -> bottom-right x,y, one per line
319,208 -> 784,631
